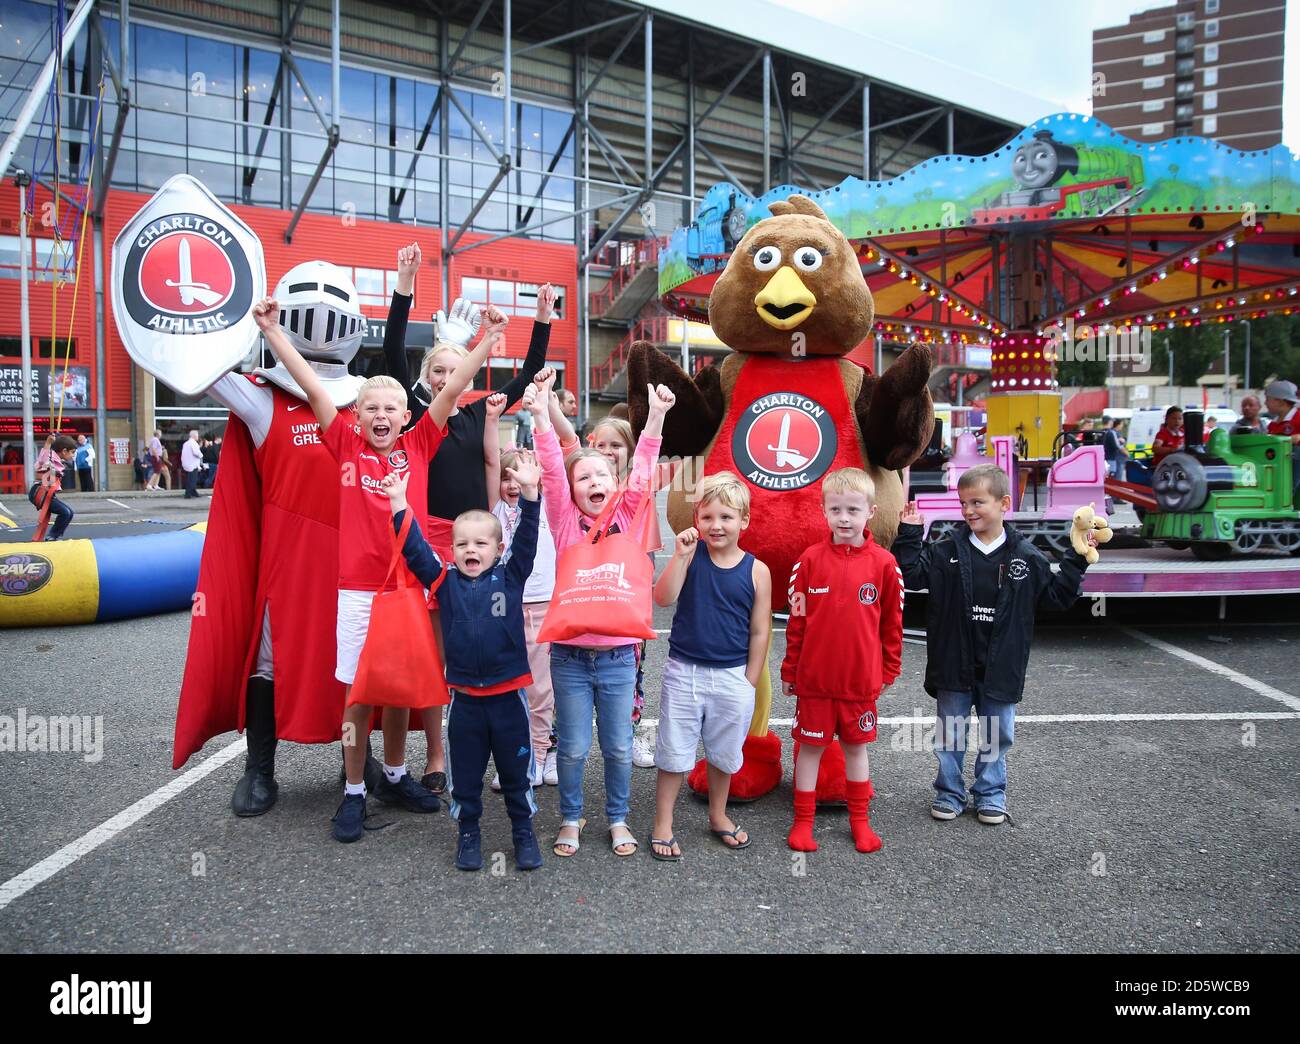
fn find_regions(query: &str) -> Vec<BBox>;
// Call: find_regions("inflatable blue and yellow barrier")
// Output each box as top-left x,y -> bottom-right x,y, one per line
0,522 -> 206,627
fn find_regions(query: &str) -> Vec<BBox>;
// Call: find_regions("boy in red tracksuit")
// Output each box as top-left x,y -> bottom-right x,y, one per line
782,467 -> 903,853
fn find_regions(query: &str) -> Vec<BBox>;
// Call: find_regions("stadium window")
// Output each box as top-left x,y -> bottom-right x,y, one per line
1143,29 -> 1165,43
1204,43 -> 1218,62
0,337 -> 76,360
1142,122 -> 1165,136
1143,99 -> 1164,112
1205,0 -> 1219,12
1204,67 -> 1218,87
1176,12 -> 1194,30
1205,20 -> 1218,38
1203,115 -> 1217,134
1203,91 -> 1217,111
1143,76 -> 1164,89
1142,53 -> 1163,67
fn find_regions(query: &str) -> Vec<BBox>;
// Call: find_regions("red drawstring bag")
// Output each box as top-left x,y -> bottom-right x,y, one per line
348,511 -> 451,709
537,486 -> 657,644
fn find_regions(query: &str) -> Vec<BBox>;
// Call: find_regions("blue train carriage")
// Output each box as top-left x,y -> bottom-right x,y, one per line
1141,412 -> 1300,560
973,130 -> 1146,223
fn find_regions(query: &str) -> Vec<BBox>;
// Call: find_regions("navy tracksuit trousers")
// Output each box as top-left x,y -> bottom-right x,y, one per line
447,689 -> 537,834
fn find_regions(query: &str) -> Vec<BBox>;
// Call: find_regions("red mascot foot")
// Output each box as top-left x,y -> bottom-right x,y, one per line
792,739 -> 849,805
688,730 -> 783,802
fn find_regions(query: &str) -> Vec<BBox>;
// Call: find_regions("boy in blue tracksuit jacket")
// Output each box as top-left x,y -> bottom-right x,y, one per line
380,460 -> 544,872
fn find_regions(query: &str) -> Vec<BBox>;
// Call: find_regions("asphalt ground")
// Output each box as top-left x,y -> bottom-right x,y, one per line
0,489 -> 1297,953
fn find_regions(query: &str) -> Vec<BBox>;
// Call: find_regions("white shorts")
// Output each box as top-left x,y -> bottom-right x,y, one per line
655,656 -> 755,775
335,589 -> 377,685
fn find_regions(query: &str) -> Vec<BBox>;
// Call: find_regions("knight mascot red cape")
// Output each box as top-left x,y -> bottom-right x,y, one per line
628,194 -> 934,802
111,175 -> 373,816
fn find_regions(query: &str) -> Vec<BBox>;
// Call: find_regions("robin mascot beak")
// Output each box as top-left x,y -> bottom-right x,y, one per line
754,266 -> 816,331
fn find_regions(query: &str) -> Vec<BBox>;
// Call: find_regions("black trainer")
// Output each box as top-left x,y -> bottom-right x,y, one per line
332,793 -> 367,843
374,772 -> 442,813
456,829 -> 483,871
977,807 -> 1008,825
513,826 -> 543,871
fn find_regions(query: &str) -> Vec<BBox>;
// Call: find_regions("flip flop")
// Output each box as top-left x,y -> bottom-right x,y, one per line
711,826 -> 751,850
650,837 -> 682,862
552,818 -> 586,857
609,824 -> 639,857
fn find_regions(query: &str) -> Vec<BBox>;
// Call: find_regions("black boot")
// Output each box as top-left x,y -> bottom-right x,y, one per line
232,677 -> 279,816
338,736 -> 384,793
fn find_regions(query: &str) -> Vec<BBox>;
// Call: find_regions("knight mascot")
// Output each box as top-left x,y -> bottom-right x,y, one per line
112,175 -> 370,815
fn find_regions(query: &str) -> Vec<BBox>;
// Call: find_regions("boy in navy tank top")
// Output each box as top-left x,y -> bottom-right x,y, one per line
650,472 -> 772,860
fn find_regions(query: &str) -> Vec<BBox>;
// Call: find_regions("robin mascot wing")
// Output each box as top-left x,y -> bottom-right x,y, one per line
627,340 -> 725,458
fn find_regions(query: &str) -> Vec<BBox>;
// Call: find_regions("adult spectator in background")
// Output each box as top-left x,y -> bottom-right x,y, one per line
201,436 -> 220,488
1152,406 -> 1184,461
1264,380 -> 1300,503
514,403 -> 533,449
133,443 -> 148,489
181,429 -> 204,499
1234,395 -> 1268,434
557,386 -> 587,442
1102,418 -> 1128,478
74,434 -> 95,492
146,429 -> 169,492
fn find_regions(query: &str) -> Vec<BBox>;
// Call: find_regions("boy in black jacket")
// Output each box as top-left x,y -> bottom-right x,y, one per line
894,465 -> 1093,825
380,459 -> 545,871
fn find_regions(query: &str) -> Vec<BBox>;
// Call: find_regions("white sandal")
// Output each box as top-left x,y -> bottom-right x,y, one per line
553,818 -> 586,857
609,822 -> 638,857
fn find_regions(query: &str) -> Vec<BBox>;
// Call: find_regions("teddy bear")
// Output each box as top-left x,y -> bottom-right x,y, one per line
627,193 -> 934,802
1071,502 -> 1113,564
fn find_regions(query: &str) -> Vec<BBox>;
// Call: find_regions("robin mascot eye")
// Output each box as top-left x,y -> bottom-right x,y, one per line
793,246 -> 824,272
753,246 -> 782,271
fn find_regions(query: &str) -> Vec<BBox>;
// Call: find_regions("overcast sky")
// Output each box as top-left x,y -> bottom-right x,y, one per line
768,0 -> 1298,152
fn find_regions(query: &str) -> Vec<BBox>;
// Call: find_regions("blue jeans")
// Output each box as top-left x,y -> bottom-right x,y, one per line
550,643 -> 636,824
933,689 -> 1015,813
29,484 -> 73,540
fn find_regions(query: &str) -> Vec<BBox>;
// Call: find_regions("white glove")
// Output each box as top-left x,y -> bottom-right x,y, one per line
434,298 -> 482,348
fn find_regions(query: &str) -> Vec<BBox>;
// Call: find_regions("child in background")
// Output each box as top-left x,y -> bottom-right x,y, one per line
380,459 -> 546,872
783,468 -> 903,854
30,434 -> 78,541
251,296 -> 504,843
524,367 -> 674,858
486,439 -> 560,790
894,464 -> 1091,825
650,472 -> 771,859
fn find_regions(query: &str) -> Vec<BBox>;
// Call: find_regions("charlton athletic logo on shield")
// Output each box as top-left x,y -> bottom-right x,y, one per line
122,217 -> 251,334
387,450 -> 409,471
732,391 -> 837,491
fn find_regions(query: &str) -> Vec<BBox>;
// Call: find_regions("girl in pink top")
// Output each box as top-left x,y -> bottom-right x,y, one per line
522,368 -> 674,859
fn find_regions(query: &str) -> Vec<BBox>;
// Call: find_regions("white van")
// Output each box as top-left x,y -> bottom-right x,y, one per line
1125,406 -> 1238,455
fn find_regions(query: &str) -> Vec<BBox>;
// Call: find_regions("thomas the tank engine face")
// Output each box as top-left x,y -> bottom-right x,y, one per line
1012,139 -> 1060,189
1153,453 -> 1208,512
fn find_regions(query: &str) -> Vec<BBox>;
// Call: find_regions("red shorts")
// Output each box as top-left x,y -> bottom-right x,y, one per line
793,696 -> 878,745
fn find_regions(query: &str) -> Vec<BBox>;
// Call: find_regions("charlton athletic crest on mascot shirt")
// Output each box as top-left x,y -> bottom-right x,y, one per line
111,174 -> 265,396
732,390 -> 838,490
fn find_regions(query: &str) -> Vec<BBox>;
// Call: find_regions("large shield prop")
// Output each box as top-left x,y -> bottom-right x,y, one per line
111,174 -> 266,396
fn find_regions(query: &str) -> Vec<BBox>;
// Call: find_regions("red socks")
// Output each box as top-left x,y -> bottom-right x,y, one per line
846,779 -> 882,853
787,789 -> 818,851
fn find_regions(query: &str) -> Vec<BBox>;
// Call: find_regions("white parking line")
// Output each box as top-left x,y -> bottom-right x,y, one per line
1123,627 -> 1300,712
639,712 -> 1300,728
106,498 -> 131,510
0,737 -> 245,913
